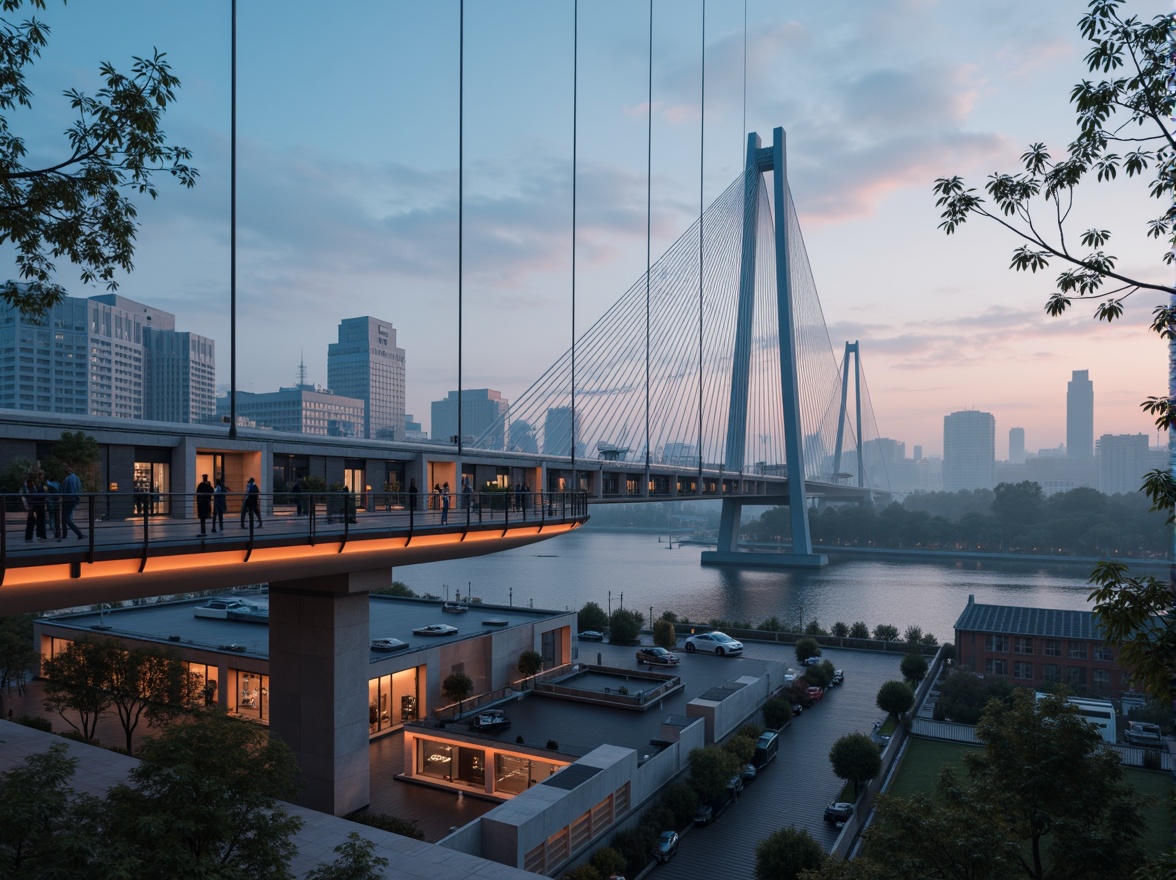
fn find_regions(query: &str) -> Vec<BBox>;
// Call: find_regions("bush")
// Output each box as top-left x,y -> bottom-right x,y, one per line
757,615 -> 784,632
590,847 -> 626,879
721,734 -> 756,765
578,601 -> 608,632
754,827 -> 826,880
610,826 -> 655,877
763,696 -> 792,730
518,650 -> 543,678
346,812 -> 425,840
12,714 -> 53,732
660,782 -> 698,827
562,866 -> 602,880
795,637 -> 820,663
652,619 -> 677,648
608,609 -> 644,645
639,804 -> 674,837
738,723 -> 764,740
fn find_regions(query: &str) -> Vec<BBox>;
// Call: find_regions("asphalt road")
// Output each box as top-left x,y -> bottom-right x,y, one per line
651,645 -> 902,879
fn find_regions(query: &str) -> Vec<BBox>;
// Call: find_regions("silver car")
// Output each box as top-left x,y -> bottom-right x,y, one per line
683,631 -> 744,656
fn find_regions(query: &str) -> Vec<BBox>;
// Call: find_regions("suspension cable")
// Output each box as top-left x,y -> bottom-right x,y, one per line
457,0 -> 465,455
571,0 -> 578,480
645,0 -> 653,478
697,0 -> 706,485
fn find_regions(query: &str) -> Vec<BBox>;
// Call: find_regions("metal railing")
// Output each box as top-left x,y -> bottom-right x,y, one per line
0,490 -> 590,582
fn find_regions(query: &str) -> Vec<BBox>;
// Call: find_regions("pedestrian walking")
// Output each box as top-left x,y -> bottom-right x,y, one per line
409,478 -> 419,511
241,477 -> 262,529
196,473 -> 214,535
441,481 -> 451,525
20,472 -> 46,542
432,483 -> 441,511
60,465 -> 84,540
44,474 -> 61,539
461,476 -> 472,510
213,478 -> 228,531
291,479 -> 304,516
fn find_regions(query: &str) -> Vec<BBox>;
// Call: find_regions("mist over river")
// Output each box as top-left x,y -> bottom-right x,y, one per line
398,528 -> 1115,640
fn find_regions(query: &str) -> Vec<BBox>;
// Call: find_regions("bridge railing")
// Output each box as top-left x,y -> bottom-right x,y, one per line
0,490 -> 589,573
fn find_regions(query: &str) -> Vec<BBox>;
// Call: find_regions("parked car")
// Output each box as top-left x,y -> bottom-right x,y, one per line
693,803 -> 715,826
830,669 -> 845,686
635,646 -> 679,666
370,637 -> 408,653
801,655 -> 823,666
412,624 -> 458,636
740,763 -> 757,783
469,709 -> 511,732
683,631 -> 744,656
806,686 -> 825,703
653,830 -> 680,862
791,703 -> 804,716
577,630 -> 604,642
824,802 -> 854,824
1124,721 -> 1163,746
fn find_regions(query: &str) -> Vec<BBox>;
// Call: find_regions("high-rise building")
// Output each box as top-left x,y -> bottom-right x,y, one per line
0,290 -> 214,423
1066,370 -> 1094,458
431,389 -> 509,447
943,410 -> 996,491
1097,433 -> 1149,495
216,385 -> 364,437
542,406 -> 579,457
1009,427 -> 1026,464
327,317 -> 405,440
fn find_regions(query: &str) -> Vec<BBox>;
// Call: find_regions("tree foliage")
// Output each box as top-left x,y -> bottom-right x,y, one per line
828,732 -> 882,799
607,608 -> 644,645
104,642 -> 200,754
794,636 -> 820,663
0,613 -> 36,694
652,618 -> 677,648
578,601 -> 608,632
306,832 -> 390,880
900,652 -> 928,685
687,745 -> 740,804
931,0 -> 1176,705
875,680 -> 914,718
441,672 -> 473,706
518,649 -> 543,679
755,827 -> 826,880
0,0 -> 198,316
934,667 -> 1012,725
41,636 -> 115,741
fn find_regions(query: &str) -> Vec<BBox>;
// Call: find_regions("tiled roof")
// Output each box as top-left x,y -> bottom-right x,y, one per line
954,599 -> 1104,640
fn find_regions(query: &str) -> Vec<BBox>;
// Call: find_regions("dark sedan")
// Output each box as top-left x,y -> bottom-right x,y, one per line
469,709 -> 511,732
635,646 -> 680,666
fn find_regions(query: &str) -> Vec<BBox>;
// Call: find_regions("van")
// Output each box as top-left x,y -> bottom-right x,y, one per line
1124,721 -> 1162,747
753,730 -> 779,768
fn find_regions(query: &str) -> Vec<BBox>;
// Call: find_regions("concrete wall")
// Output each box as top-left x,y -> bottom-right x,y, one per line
686,665 -> 787,744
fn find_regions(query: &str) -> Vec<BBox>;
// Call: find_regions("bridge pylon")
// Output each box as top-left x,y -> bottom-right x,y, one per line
701,127 -> 827,569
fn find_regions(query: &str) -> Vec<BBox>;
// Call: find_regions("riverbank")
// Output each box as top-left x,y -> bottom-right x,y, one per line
812,546 -> 1172,573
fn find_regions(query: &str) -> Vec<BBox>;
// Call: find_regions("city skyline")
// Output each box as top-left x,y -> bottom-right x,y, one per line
0,0 -> 1166,457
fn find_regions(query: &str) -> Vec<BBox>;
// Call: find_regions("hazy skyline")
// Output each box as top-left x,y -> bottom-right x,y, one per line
2,0 -> 1167,458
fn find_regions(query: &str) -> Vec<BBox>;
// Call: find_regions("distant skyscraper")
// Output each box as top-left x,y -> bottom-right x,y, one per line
0,291 -> 214,423
1066,370 -> 1094,458
1009,427 -> 1026,464
943,410 -> 996,491
327,317 -> 405,440
1097,433 -> 1149,495
431,389 -> 508,447
217,385 -> 364,437
543,406 -> 579,456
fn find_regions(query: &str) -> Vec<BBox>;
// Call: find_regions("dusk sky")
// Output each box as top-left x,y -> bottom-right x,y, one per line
4,0 -> 1168,458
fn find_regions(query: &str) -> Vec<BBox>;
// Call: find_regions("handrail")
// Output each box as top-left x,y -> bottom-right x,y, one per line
0,490 -> 590,574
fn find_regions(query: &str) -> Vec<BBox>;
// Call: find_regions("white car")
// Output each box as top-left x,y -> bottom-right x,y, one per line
412,624 -> 459,636
683,631 -> 743,656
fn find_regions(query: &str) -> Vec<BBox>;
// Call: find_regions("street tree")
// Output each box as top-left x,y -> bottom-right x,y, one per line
441,671 -> 474,712
875,680 -> 914,719
794,636 -> 820,663
518,649 -> 543,680
828,732 -> 882,799
848,621 -> 869,639
900,652 -> 928,685
578,601 -> 607,632
0,742 -> 86,876
686,745 -> 740,804
0,613 -> 36,696
105,642 -> 200,754
41,635 -> 117,741
964,689 -> 1144,879
51,430 -> 100,488
871,624 -> 899,642
100,710 -> 304,878
607,608 -> 644,645
932,0 -> 1175,703
755,827 -> 826,880
0,0 -> 197,317
306,832 -> 390,880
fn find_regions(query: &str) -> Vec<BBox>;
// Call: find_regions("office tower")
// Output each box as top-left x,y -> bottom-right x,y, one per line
1097,433 -> 1149,495
431,389 -> 509,447
543,406 -> 578,456
943,410 -> 996,491
403,414 -> 427,442
143,328 -> 216,423
509,419 -> 539,454
1067,370 -> 1094,458
327,317 -> 405,440
1009,427 -> 1026,464
0,290 -> 214,422
217,385 -> 364,437
913,445 -> 923,461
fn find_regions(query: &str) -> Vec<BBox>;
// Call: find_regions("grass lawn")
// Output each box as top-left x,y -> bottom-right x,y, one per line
888,737 -> 1173,858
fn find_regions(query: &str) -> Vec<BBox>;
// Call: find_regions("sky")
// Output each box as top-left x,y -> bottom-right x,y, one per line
3,0 -> 1170,458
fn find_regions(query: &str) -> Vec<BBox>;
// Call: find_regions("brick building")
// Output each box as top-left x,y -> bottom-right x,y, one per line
954,595 -> 1128,697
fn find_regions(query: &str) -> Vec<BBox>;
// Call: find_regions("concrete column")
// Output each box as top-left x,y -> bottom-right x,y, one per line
269,568 -> 387,816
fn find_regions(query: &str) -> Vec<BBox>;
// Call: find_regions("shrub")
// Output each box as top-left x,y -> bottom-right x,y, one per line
562,865 -> 602,880
804,663 -> 832,689
639,804 -> 674,837
611,826 -> 655,877
12,714 -> 53,732
763,696 -> 792,730
660,782 -> 698,827
795,637 -> 820,663
346,812 -> 425,840
518,650 -> 543,678
590,846 -> 626,879
578,601 -> 608,632
757,615 -> 784,632
721,734 -> 756,765
652,619 -> 677,648
608,609 -> 644,645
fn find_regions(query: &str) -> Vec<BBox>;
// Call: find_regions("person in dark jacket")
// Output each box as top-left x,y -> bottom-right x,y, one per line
196,474 -> 214,535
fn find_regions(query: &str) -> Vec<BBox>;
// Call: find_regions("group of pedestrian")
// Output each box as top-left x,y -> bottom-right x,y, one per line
195,475 -> 250,536
20,465 -> 85,542
513,481 -> 530,512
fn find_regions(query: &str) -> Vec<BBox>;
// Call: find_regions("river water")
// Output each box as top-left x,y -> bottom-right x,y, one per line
397,527 -> 1114,642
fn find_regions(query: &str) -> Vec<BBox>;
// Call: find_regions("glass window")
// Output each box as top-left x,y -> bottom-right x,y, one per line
1013,661 -> 1033,680
1041,663 -> 1060,682
418,740 -> 453,782
1092,669 -> 1110,692
985,635 -> 1009,652
1067,666 -> 1086,688
1068,643 -> 1088,660
368,666 -> 421,735
985,658 -> 1008,676
1043,639 -> 1061,657
1094,645 -> 1113,662
233,669 -> 268,722
186,661 -> 220,707
1014,637 -> 1033,654
456,746 -> 486,787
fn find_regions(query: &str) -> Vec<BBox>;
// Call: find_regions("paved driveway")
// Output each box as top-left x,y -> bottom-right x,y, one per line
652,646 -> 902,879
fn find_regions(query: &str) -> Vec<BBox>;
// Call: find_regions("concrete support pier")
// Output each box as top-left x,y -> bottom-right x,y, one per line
700,496 -> 827,568
269,568 -> 386,816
